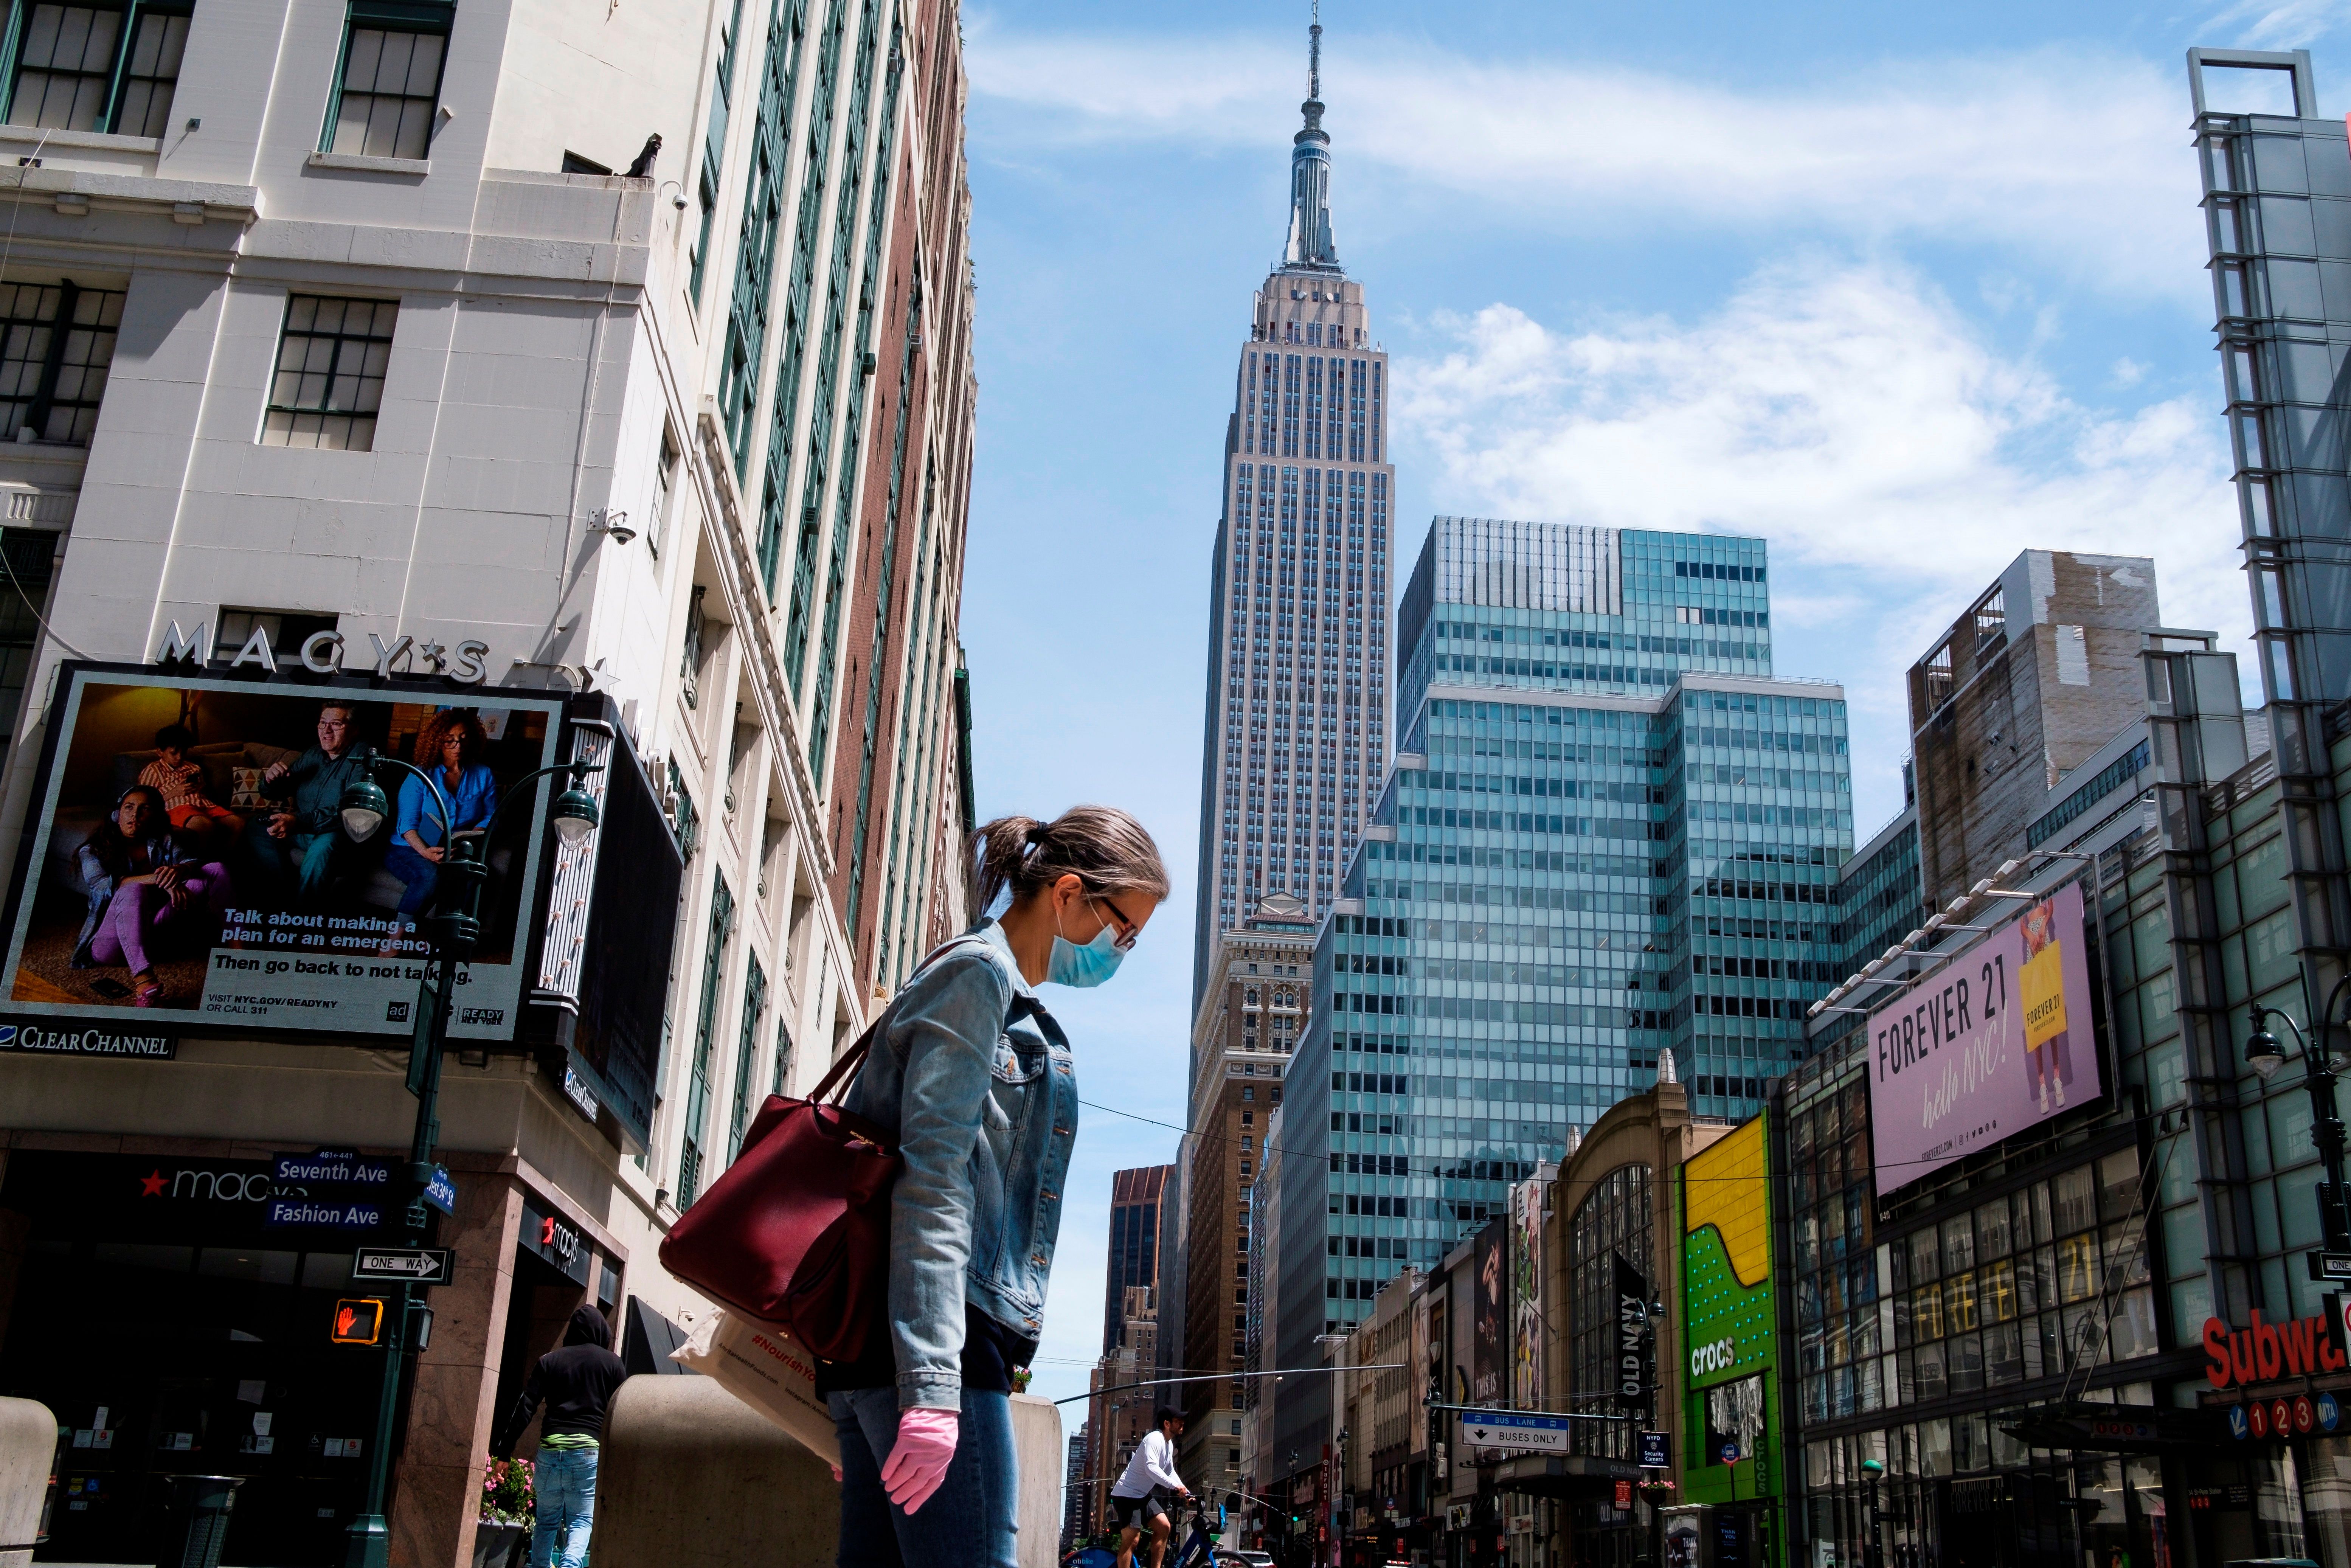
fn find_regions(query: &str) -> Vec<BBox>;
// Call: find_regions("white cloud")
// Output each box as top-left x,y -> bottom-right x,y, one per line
2204,0 -> 2347,52
1388,259 -> 2256,806
967,27 -> 2207,297
1768,591 -> 1870,629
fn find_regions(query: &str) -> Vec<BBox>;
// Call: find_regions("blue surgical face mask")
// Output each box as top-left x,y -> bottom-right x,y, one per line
1047,900 -> 1129,988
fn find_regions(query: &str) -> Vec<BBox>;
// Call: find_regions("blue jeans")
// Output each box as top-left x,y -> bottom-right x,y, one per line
829,1386 -> 1015,1568
531,1444 -> 597,1568
384,844 -> 441,917
242,823 -> 351,907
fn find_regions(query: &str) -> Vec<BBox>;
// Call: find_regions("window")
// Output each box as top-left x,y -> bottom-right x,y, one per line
0,280 -> 121,443
679,584 -> 708,708
678,874 -> 734,1207
647,429 -> 680,558
263,295 -> 394,450
213,608 -> 338,663
5,0 -> 188,138
727,957 -> 766,1162
323,0 -> 450,160
0,528 -> 53,772
689,0 -> 743,304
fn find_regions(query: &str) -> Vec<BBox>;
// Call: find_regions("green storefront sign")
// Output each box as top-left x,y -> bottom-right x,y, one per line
1680,1112 -> 1780,1566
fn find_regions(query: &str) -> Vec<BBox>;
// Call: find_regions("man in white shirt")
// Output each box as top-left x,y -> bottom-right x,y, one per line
1108,1405 -> 1190,1568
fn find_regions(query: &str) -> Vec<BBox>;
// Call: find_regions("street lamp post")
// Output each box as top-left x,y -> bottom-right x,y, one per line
2245,980 -> 2351,1254
1861,1456 -> 1884,1568
335,754 -> 602,1568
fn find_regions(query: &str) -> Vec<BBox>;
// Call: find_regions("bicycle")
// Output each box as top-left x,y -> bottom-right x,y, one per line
1165,1492 -> 1229,1568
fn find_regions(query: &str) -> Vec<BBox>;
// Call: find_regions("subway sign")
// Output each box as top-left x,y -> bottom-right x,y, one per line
2202,1305 -> 2348,1388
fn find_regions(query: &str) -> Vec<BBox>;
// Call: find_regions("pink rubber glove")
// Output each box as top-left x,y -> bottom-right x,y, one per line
880,1408 -> 958,1514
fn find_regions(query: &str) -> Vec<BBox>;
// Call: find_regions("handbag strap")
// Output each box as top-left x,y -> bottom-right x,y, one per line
807,930 -> 1021,1106
808,1015 -> 885,1106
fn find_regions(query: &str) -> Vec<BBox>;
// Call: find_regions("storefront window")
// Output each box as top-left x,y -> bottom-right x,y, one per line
1982,1320 -> 2024,1384
1567,1163 -> 1651,1466
2253,1447 -> 2310,1559
2098,1148 -> 2142,1219
1921,1418 -> 1952,1476
1948,1269 -> 1979,1332
1942,1214 -> 1975,1275
1909,1229 -> 1939,1288
2055,1166 -> 2098,1235
2303,1435 -> 2351,1568
1948,1329 -> 1983,1394
1976,1196 -> 2012,1258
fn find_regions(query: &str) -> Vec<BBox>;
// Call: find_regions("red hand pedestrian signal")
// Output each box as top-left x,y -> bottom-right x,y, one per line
331,1298 -> 386,1346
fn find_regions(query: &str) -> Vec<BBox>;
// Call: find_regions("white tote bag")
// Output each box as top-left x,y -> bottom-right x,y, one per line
669,1309 -> 840,1465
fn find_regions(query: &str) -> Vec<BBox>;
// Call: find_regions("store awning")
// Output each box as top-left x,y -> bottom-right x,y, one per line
1999,1401 -> 2222,1453
1491,1453 -> 1643,1499
622,1296 -> 697,1376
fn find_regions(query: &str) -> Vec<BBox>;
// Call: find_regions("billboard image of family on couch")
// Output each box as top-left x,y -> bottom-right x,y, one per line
2,669 -> 568,1039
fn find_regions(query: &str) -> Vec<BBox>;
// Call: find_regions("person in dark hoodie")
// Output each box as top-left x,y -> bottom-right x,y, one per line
494,1305 -> 626,1568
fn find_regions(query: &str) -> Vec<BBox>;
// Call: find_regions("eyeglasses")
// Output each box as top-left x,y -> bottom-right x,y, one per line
1093,894 -> 1141,952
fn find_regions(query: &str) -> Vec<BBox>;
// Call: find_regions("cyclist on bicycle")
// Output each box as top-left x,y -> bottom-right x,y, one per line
1108,1405 -> 1190,1568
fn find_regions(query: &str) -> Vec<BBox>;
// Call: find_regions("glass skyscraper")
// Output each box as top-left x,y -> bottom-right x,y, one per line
1271,517 -> 1854,1455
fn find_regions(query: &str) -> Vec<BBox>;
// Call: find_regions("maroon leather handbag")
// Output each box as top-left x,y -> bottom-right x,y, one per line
657,1020 -> 900,1362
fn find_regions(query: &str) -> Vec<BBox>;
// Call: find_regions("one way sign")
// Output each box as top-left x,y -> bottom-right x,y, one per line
1459,1411 -> 1572,1453
351,1247 -> 453,1286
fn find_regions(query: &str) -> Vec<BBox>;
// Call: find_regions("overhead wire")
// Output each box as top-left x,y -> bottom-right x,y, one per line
1073,1091 -> 2174,1185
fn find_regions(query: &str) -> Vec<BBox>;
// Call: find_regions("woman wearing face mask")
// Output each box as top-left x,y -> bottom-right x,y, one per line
822,805 -> 1168,1568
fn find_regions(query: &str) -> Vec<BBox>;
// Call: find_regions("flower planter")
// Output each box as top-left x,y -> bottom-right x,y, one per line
472,1520 -> 528,1568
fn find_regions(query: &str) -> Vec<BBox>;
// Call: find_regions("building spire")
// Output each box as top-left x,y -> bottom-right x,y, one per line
1308,0 -> 1321,100
1282,2 -> 1339,269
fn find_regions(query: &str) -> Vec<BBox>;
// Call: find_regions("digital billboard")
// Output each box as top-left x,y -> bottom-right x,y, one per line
1472,1216 -> 1507,1407
1680,1115 -> 1778,1503
0,664 -> 566,1041
1511,1174 -> 1546,1409
1865,879 -> 2099,1196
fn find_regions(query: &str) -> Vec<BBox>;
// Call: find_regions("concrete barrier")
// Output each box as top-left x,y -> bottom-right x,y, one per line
595,1378 -> 1065,1568
0,1397 -> 53,1568
1010,1394 -> 1063,1568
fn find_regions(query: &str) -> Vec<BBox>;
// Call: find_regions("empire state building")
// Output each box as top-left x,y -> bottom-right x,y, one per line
1190,19 -> 1392,1005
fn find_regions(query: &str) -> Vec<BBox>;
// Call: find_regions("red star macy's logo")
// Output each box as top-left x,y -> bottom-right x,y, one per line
140,1170 -> 166,1197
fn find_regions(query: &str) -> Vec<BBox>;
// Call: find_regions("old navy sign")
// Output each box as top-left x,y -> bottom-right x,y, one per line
2203,1306 -> 2348,1388
1614,1252 -> 1649,1408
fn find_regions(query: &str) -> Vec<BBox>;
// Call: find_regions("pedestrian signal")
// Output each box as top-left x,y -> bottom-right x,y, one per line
332,1299 -> 386,1345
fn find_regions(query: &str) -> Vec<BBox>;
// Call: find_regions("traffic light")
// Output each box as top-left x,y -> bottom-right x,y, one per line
332,1299 -> 386,1345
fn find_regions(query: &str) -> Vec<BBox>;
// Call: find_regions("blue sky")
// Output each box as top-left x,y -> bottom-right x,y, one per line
950,0 -> 2349,1408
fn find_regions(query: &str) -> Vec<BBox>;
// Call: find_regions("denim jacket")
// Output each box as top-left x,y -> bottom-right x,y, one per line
841,919 -> 1077,1409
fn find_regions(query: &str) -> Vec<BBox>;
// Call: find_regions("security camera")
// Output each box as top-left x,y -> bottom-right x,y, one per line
588,508 -> 636,545
672,193 -> 687,210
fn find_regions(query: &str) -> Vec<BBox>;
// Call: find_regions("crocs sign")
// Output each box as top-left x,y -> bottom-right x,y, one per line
2202,1307 -> 2348,1388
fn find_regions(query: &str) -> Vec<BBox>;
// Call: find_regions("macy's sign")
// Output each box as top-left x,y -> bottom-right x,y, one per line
2203,1308 -> 2347,1388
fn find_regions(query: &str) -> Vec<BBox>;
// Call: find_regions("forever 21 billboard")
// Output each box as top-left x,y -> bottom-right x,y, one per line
0,662 -> 567,1040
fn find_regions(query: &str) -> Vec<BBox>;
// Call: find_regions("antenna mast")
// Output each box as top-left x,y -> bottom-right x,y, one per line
1308,0 -> 1321,101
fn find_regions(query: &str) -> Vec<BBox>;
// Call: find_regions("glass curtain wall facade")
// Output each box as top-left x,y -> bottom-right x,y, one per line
1272,519 -> 1853,1468
1786,860 -> 2183,1568
2188,48 -> 2351,1174
1834,803 -> 1925,979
